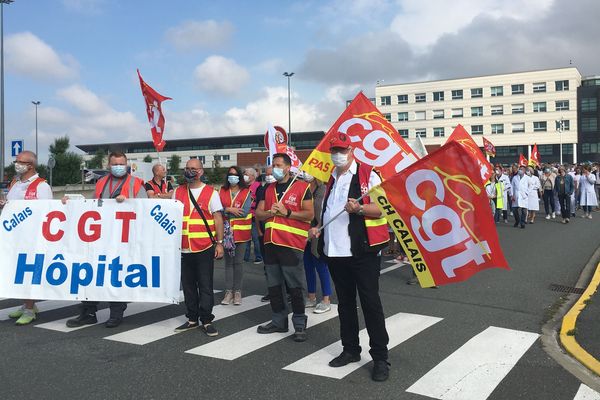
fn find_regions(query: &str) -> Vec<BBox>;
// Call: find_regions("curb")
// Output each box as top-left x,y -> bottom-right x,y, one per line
560,261 -> 600,375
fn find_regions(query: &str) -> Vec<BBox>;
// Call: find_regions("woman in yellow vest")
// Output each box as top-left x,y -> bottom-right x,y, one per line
219,166 -> 252,306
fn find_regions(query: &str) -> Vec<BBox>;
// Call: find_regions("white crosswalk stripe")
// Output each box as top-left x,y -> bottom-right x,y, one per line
406,326 -> 539,400
0,300 -> 76,321
185,304 -> 339,360
380,262 -> 407,274
573,384 -> 600,400
104,295 -> 266,345
283,312 -> 442,379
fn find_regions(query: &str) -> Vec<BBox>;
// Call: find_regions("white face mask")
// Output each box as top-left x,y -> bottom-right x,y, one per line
265,175 -> 276,184
331,152 -> 349,168
243,175 -> 250,183
14,163 -> 29,175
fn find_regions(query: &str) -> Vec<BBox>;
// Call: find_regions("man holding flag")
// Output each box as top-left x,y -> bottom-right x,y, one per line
309,133 -> 391,382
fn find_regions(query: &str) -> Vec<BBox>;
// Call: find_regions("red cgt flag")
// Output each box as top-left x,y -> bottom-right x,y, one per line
445,124 -> 493,185
519,154 -> 528,167
482,137 -> 496,157
370,141 -> 509,288
301,92 -> 419,182
529,143 -> 540,167
138,69 -> 172,152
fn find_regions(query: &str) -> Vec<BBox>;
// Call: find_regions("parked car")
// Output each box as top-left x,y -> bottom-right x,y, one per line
84,169 -> 109,183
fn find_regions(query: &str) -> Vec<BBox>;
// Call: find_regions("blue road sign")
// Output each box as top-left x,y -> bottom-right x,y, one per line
11,140 -> 24,157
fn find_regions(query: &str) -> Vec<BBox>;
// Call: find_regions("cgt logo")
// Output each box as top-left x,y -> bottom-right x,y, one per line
285,193 -> 298,208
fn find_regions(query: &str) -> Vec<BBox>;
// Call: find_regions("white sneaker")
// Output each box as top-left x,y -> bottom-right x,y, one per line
313,302 -> 331,314
588,214 -> 593,219
545,215 -> 550,220
552,212 -> 556,219
305,298 -> 317,308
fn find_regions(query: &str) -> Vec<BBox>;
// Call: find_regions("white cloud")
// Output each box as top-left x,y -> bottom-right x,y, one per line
5,32 -> 78,81
165,20 -> 234,52
194,56 -> 250,95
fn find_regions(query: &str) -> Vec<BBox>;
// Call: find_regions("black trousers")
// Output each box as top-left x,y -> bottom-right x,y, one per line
80,301 -> 127,317
558,193 -> 571,219
181,248 -> 215,325
328,254 -> 389,361
512,206 -> 527,227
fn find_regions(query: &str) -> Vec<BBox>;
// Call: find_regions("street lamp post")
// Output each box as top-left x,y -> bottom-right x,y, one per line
32,101 -> 40,156
556,117 -> 564,165
0,0 -> 13,182
283,72 -> 294,145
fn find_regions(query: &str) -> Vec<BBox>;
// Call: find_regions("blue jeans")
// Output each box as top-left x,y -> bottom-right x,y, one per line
244,218 -> 263,261
303,244 -> 332,296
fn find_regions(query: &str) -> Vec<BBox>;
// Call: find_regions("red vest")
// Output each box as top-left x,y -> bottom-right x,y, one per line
146,178 -> 168,194
263,180 -> 311,251
175,184 -> 217,252
219,187 -> 252,243
94,175 -> 144,199
325,163 -> 389,248
8,177 -> 46,199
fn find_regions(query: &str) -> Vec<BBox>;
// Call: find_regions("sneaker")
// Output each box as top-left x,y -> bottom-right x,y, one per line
233,291 -> 242,305
174,321 -> 198,332
202,323 -> 218,337
406,277 -> 419,285
66,312 -> 98,328
261,294 -> 270,302
588,214 -> 593,219
504,219 -> 509,224
545,215 -> 550,220
221,290 -> 233,305
105,316 -> 123,328
566,218 -> 570,223
9,304 -> 39,319
293,326 -> 307,342
305,298 -> 317,308
15,308 -> 36,325
552,212 -> 556,219
253,259 -> 263,265
257,322 -> 288,334
314,302 -> 331,314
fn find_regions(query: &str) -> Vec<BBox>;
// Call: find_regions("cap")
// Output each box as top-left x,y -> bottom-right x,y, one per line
329,132 -> 351,150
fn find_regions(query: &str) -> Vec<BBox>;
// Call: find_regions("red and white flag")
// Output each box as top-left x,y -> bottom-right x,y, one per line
265,124 -> 302,172
529,144 -> 540,167
138,69 -> 172,152
445,124 -> 493,185
519,154 -> 528,167
482,137 -> 496,157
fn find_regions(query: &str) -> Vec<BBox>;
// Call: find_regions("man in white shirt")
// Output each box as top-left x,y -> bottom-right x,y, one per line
0,151 -> 52,325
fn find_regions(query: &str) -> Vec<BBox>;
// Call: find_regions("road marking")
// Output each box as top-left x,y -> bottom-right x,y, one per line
0,300 -> 76,321
381,262 -> 406,274
573,384 -> 600,400
185,304 -> 339,360
406,326 -> 539,400
104,295 -> 266,345
283,312 -> 442,379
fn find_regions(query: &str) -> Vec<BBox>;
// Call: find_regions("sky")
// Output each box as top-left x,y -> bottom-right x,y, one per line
2,0 -> 600,163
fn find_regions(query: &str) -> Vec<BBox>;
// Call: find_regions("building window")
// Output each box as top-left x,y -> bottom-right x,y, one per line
433,91 -> 444,101
533,102 -> 547,112
555,120 -> 570,131
433,109 -> 444,119
471,125 -> 483,135
397,94 -> 408,104
491,105 -> 503,115
433,127 -> 445,137
415,128 -> 426,138
555,80 -> 569,91
512,103 -> 525,114
414,111 -> 426,120
533,121 -> 547,132
471,88 -> 483,98
383,113 -> 391,122
512,123 -> 525,133
511,84 -> 524,95
451,108 -> 463,118
582,117 -> 598,132
533,82 -> 546,93
581,98 -> 598,112
398,112 -> 409,121
582,143 -> 600,154
491,86 -> 503,96
452,90 -> 463,100
555,100 -> 569,111
537,144 -> 553,156
471,106 -> 483,117
491,124 -> 504,134
380,96 -> 391,106
398,129 -> 409,139
415,93 -> 426,102
197,155 -> 206,164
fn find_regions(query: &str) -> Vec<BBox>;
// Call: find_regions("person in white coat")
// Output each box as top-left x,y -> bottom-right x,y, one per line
511,166 -> 528,229
579,165 -> 598,219
495,166 -> 511,223
526,167 -> 541,224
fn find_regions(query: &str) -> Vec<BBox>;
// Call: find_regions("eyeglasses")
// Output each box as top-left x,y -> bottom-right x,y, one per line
14,161 -> 32,165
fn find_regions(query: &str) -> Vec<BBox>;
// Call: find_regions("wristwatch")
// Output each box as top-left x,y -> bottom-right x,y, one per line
217,240 -> 223,244
357,205 -> 364,216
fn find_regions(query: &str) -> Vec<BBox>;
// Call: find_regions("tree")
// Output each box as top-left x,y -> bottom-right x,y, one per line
143,154 -> 153,163
168,154 -> 181,175
87,148 -> 106,169
49,136 -> 83,186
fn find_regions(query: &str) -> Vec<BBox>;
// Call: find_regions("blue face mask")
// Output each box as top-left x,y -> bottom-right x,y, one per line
110,165 -> 127,178
272,167 -> 285,182
227,175 -> 240,185
184,170 -> 198,183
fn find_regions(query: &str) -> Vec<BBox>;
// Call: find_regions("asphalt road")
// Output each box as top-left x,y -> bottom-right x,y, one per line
1,211 -> 599,400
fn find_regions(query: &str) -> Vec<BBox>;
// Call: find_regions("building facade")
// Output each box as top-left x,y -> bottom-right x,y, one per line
375,67 -> 581,165
578,76 -> 600,162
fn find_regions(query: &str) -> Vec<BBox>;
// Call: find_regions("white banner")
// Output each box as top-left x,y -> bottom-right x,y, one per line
0,199 -> 183,304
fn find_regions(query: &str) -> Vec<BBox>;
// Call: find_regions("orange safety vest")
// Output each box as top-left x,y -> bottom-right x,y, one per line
8,177 -> 46,199
146,178 -> 168,194
219,187 -> 252,243
263,180 -> 311,251
325,163 -> 389,248
175,184 -> 217,252
94,175 -> 144,199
